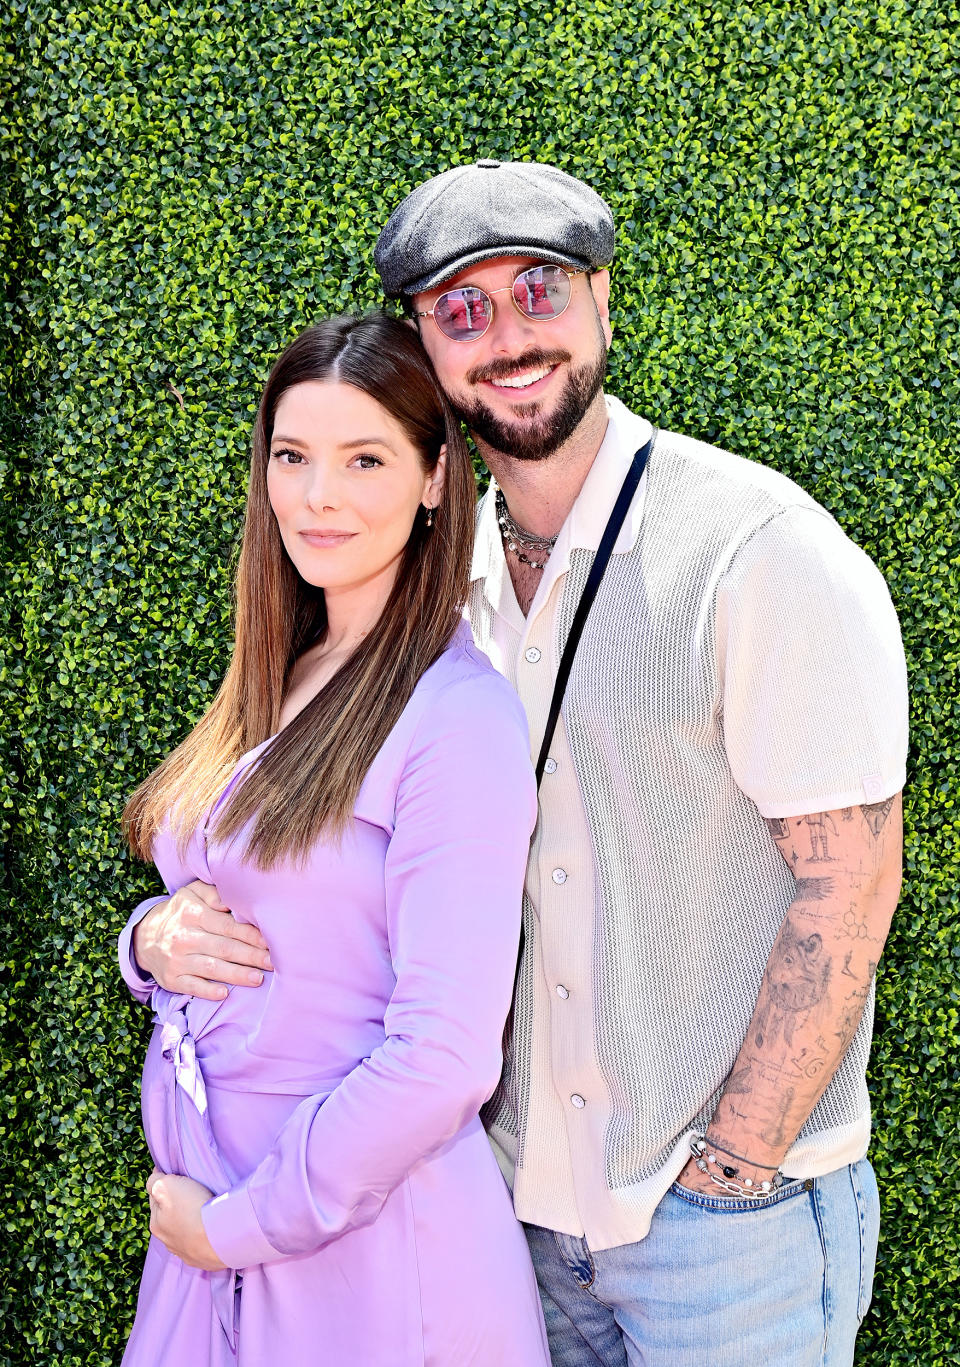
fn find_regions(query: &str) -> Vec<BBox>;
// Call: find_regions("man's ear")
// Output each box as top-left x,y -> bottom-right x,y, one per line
589,268 -> 613,347
402,296 -> 423,332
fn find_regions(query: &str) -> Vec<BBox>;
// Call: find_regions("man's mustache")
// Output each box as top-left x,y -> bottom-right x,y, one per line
466,349 -> 571,386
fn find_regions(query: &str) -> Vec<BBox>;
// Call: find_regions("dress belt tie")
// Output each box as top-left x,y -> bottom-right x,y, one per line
160,1009 -> 208,1115
153,992 -> 240,1356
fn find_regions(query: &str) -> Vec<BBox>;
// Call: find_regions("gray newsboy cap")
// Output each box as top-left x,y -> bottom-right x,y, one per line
375,158 -> 615,297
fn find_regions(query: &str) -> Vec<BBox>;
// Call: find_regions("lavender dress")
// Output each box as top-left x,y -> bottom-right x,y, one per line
118,622 -> 550,1366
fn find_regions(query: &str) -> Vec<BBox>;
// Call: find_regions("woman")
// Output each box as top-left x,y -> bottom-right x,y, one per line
118,314 -> 550,1365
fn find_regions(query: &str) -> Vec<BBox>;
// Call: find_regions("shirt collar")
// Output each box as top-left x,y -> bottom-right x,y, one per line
471,395 -> 654,598
472,481 -> 526,632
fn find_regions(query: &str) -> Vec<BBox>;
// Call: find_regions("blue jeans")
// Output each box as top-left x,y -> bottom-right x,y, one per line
525,1160 -> 879,1367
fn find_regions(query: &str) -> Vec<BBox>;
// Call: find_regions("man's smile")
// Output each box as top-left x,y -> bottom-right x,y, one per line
487,364 -> 557,392
467,350 -> 571,407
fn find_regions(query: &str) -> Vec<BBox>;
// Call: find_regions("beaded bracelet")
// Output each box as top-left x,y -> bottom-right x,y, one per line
689,1134 -> 785,1200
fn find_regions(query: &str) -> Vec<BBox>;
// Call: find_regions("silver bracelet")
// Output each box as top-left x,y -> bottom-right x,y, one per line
689,1134 -> 785,1200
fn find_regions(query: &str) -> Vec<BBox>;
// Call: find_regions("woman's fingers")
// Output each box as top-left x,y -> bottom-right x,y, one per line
178,907 -> 274,991
144,1174 -> 225,1269
191,882 -> 271,955
177,978 -> 230,1003
133,884 -> 273,994
195,909 -> 273,965
188,879 -> 234,915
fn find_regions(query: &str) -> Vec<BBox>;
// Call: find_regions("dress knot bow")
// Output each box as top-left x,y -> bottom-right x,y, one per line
159,1009 -> 208,1116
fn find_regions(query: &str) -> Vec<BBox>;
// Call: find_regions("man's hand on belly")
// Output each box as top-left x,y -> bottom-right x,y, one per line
147,1169 -> 227,1270
133,878 -> 273,999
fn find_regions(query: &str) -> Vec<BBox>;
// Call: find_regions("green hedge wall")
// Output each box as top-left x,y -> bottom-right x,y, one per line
2,0 -> 958,1361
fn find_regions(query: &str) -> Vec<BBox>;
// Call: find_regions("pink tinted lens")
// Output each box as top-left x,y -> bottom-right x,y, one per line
512,264 -> 571,318
434,287 -> 493,340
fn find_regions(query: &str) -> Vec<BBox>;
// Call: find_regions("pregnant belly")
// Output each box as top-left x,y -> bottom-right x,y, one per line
143,989 -> 349,1187
203,1083 -> 312,1179
183,975 -> 387,1096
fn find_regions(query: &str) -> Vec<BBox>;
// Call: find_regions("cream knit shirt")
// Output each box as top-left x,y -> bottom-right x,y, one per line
468,395 -> 908,1251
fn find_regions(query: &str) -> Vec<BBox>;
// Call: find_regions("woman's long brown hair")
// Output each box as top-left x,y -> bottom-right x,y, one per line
123,313 -> 477,867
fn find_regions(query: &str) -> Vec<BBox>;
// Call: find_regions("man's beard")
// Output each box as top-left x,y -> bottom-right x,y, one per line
446,338 -> 608,462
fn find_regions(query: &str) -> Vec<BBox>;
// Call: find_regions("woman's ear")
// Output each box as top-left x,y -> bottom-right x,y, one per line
424,444 -> 447,509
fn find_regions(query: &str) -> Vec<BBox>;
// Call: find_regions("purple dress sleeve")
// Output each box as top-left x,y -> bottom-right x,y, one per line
201,673 -> 537,1268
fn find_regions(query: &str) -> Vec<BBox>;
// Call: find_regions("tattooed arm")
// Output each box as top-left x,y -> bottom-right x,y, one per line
677,794 -> 903,1193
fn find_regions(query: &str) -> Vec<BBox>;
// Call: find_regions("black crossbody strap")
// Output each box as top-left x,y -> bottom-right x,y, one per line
534,428 -> 657,788
500,430 -> 657,1047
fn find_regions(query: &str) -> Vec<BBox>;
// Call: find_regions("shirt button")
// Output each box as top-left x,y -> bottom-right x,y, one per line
524,647 -> 542,663
544,757 -> 558,775
551,868 -> 567,885
570,1094 -> 586,1109
556,985 -> 570,999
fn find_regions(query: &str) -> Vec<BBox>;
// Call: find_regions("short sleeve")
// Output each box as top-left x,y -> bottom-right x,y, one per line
716,505 -> 908,817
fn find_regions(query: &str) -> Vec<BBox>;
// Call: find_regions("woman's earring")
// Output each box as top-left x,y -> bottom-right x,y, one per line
424,505 -> 435,529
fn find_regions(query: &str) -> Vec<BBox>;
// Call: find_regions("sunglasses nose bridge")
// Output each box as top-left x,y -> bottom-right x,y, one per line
482,283 -> 523,333
489,280 -> 558,334
456,284 -> 528,342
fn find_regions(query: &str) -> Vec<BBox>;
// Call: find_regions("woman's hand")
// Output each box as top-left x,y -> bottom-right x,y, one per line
133,879 -> 273,999
147,1169 -> 227,1270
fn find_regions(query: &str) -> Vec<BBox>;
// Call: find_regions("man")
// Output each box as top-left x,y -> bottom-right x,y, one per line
125,160 -> 907,1365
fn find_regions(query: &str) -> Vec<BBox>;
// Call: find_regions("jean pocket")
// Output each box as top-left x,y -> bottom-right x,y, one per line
668,1177 -> 811,1214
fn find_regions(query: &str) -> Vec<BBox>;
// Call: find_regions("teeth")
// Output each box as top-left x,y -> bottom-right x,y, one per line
491,366 -> 552,390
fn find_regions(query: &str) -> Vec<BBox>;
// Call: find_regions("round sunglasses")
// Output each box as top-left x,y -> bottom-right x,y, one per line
413,263 -> 586,342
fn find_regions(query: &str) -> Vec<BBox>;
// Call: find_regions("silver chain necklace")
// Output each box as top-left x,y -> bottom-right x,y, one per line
495,488 -> 558,570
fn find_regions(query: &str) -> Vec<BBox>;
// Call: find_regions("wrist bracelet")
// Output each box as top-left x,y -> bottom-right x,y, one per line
702,1134 -> 780,1170
689,1134 -> 785,1199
